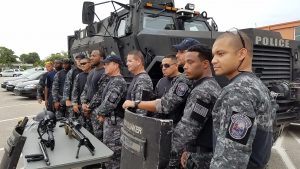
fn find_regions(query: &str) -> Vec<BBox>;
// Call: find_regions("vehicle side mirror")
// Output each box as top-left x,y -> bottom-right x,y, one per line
86,25 -> 96,37
82,1 -> 95,24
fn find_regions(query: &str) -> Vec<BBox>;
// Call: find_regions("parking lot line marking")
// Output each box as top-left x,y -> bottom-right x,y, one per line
273,131 -> 297,169
0,148 -> 3,151
0,103 -> 37,109
289,131 -> 300,145
0,115 -> 34,123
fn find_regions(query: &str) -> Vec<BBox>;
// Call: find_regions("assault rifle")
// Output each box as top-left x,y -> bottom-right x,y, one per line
60,118 -> 95,158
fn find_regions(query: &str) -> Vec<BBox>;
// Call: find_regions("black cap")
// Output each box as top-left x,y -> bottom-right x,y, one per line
62,58 -> 73,64
75,54 -> 85,59
173,38 -> 200,51
102,55 -> 122,65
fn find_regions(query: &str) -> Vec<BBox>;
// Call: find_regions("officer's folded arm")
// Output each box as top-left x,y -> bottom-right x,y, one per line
122,99 -> 159,113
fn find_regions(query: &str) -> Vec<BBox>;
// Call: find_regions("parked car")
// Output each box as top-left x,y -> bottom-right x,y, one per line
6,71 -> 46,91
0,69 -> 20,77
1,68 -> 44,89
14,79 -> 40,98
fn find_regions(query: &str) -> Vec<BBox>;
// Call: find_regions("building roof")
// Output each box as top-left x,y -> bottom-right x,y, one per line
258,20 -> 300,31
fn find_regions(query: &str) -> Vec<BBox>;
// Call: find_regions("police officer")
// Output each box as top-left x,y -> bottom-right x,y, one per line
174,38 -> 201,69
63,54 -> 84,116
44,60 -> 62,112
155,54 -> 180,99
37,72 -> 48,104
210,30 -> 277,169
122,39 -> 199,125
80,49 -> 106,140
125,50 -> 153,115
169,45 -> 221,169
52,58 -> 72,118
72,58 -> 92,132
94,55 -> 127,169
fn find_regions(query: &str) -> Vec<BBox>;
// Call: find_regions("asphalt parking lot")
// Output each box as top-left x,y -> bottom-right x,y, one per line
0,77 -> 299,169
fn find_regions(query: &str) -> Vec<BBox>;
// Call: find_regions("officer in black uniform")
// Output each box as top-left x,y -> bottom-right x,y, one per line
52,58 -> 72,118
80,49 -> 106,140
63,54 -> 84,117
155,54 -> 180,99
72,58 -> 92,131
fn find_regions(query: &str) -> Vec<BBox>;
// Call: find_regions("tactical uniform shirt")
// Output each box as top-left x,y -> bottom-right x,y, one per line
170,77 -> 221,169
45,70 -> 56,112
156,74 -> 193,125
80,68 -> 105,104
126,72 -> 153,115
86,73 -> 110,140
71,72 -> 89,105
63,67 -> 82,102
154,76 -> 173,99
88,74 -> 111,110
94,75 -> 127,116
52,69 -> 69,103
210,72 -> 276,169
36,72 -> 47,100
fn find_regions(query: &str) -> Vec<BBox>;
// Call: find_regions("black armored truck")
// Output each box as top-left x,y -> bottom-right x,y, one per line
67,0 -> 300,167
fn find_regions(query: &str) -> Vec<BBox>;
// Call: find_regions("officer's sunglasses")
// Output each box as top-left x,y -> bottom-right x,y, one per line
227,28 -> 245,48
160,63 -> 176,68
80,62 -> 89,66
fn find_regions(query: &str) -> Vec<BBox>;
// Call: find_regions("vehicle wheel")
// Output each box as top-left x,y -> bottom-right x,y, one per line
0,74 -> 2,77
13,74 -> 16,77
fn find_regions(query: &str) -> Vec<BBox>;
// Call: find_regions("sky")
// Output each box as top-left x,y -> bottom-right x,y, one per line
0,0 -> 299,59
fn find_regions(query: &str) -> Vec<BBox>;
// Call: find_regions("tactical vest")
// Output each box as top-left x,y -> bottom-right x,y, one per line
190,77 -> 216,152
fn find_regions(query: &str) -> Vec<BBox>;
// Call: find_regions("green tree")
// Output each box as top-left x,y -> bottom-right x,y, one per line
0,46 -> 17,67
19,52 -> 40,64
45,52 -> 68,62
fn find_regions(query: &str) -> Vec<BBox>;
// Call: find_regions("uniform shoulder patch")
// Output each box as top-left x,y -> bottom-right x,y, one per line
226,111 -> 254,145
108,92 -> 119,103
174,82 -> 189,97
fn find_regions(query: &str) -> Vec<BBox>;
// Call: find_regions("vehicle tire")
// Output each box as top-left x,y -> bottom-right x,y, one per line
0,74 -> 2,77
13,74 -> 16,77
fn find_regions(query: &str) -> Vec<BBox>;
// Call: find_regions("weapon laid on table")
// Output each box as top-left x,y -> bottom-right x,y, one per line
25,141 -> 50,166
59,118 -> 95,158
0,117 -> 28,169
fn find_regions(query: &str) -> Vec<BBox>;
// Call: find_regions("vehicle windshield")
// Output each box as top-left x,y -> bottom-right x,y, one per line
143,15 -> 175,30
20,68 -> 39,77
184,20 -> 209,31
27,71 -> 44,80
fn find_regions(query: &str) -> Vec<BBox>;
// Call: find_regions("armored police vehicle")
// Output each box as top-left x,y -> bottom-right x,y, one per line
67,0 -> 300,167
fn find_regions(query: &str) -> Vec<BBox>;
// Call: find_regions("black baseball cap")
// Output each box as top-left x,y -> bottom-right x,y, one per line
173,38 -> 200,51
102,55 -> 122,65
62,58 -> 73,64
75,54 -> 85,59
